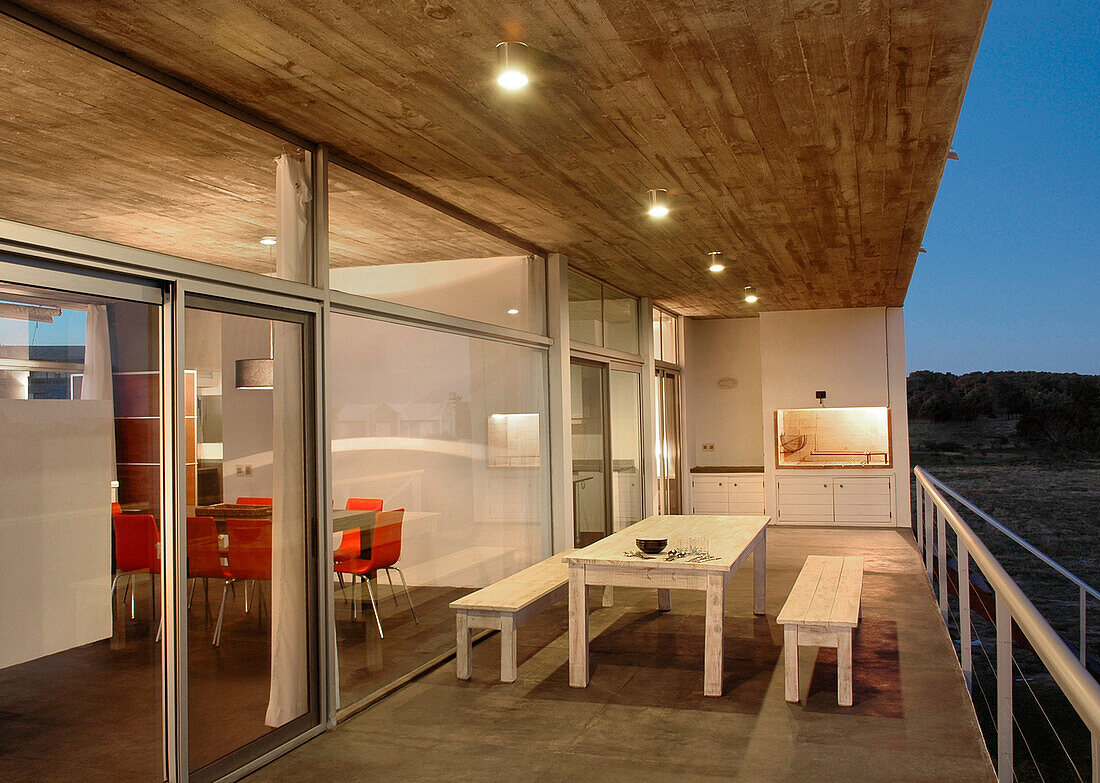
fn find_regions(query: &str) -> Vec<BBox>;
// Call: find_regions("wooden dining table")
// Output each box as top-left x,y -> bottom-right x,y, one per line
564,514 -> 770,697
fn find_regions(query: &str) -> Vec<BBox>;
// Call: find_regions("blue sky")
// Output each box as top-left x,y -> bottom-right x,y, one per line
905,0 -> 1100,374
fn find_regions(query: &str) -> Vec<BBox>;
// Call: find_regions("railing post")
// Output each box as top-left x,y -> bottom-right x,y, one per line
938,509 -> 949,623
916,483 -> 925,553
925,498 -> 935,585
1082,585 -> 1088,666
996,593 -> 1013,783
959,538 -> 972,691
1092,731 -> 1098,783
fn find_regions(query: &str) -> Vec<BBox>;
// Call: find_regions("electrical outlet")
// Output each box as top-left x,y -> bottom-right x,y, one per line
702,442 -> 716,452
236,464 -> 245,476
245,465 -> 253,476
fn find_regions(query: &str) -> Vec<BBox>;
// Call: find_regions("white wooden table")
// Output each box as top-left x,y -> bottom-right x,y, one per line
564,514 -> 770,697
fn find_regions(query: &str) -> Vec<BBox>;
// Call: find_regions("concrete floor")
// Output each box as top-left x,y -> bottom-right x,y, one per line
246,527 -> 996,783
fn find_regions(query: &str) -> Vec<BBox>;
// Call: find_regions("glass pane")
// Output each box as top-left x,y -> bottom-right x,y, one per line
185,306 -> 313,775
661,311 -> 677,364
609,370 -> 643,531
571,361 -> 609,546
568,272 -> 603,347
328,165 -> 545,333
0,282 -> 164,781
0,17 -> 308,283
604,291 -> 639,354
652,308 -> 663,362
329,314 -> 551,707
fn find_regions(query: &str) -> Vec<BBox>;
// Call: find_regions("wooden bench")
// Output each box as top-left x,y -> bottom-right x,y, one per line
450,550 -> 574,683
777,555 -> 864,706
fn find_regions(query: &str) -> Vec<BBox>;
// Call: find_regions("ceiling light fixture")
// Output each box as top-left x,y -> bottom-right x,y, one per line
743,286 -> 759,303
947,149 -> 960,161
260,236 -> 278,246
647,188 -> 669,218
507,308 -> 520,315
707,251 -> 724,272
235,322 -> 275,390
496,41 -> 529,90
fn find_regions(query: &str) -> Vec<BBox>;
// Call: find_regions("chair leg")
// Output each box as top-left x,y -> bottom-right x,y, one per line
121,575 -> 135,619
364,576 -> 384,639
337,571 -> 347,604
386,568 -> 398,607
392,567 -> 419,624
188,578 -> 197,609
213,580 -> 230,647
244,579 -> 253,613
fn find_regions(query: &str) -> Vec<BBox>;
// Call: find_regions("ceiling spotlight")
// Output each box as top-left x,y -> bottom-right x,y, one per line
647,188 -> 669,218
707,251 -> 724,272
919,246 -> 928,253
506,308 -> 520,315
260,236 -> 278,246
496,42 -> 529,90
947,148 -> 960,161
744,286 -> 759,303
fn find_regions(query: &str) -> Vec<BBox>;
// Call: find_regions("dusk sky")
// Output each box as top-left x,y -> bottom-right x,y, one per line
905,0 -> 1099,374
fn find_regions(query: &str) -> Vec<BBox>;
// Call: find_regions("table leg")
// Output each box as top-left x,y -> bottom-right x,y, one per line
704,572 -> 725,696
838,628 -> 853,706
753,531 -> 767,616
569,564 -> 590,688
500,614 -> 518,683
657,588 -> 672,612
602,585 -> 615,607
784,625 -> 799,702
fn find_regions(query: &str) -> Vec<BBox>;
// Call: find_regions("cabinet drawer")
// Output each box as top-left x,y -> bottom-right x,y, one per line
728,478 -> 764,495
730,500 -> 765,514
692,498 -> 731,514
692,476 -> 729,491
833,477 -> 892,497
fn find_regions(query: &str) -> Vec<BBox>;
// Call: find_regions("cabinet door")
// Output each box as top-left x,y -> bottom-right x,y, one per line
691,475 -> 730,514
776,477 -> 833,523
728,476 -> 765,514
833,477 -> 893,525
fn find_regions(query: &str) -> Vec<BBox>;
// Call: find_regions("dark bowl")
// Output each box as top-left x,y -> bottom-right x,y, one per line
636,538 -> 667,554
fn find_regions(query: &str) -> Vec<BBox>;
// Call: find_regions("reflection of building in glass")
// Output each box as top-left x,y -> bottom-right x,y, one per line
340,393 -> 472,440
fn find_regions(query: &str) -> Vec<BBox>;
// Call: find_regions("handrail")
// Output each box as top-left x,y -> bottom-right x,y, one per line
924,470 -> 1100,602
914,466 -> 1100,783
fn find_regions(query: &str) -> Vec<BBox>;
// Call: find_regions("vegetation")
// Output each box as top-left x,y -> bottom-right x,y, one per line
908,370 -> 1100,458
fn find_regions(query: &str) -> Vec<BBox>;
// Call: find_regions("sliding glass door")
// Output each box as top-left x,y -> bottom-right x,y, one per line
183,298 -> 318,782
0,268 -> 166,782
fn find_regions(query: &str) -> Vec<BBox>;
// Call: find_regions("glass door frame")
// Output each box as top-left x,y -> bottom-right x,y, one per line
174,280 -> 326,782
654,366 -> 683,515
569,356 -> 614,546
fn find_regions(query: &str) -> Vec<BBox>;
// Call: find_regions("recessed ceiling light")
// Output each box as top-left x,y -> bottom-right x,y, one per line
647,188 -> 669,218
744,286 -> 759,303
496,42 -> 529,90
707,251 -> 724,272
260,236 -> 278,246
507,308 -> 520,315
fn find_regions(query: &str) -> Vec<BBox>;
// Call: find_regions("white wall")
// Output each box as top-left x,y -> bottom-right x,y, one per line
759,307 -> 910,525
683,318 -> 764,468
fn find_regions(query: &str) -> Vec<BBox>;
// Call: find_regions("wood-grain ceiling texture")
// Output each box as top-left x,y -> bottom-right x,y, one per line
5,0 -> 990,317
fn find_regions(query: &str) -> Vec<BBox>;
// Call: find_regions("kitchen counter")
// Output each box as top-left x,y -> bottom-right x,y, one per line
690,465 -> 765,474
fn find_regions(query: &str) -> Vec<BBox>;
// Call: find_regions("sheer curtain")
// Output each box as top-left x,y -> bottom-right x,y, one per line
266,153 -> 310,726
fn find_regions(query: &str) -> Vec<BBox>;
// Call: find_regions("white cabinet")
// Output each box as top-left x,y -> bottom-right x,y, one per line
776,474 -> 894,526
690,474 -> 765,515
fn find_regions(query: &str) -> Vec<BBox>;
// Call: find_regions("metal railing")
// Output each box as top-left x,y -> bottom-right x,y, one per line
914,466 -> 1100,783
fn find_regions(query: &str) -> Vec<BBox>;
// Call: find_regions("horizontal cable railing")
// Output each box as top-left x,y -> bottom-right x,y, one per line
913,466 -> 1100,783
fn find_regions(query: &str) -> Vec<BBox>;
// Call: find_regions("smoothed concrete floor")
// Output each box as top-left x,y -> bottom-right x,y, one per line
246,527 -> 996,783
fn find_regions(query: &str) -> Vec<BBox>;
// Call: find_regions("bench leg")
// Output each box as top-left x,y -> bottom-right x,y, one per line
456,612 -> 472,680
838,627 -> 853,706
657,588 -> 671,612
753,533 -> 767,616
569,564 -> 590,688
500,614 -> 517,683
784,625 -> 799,702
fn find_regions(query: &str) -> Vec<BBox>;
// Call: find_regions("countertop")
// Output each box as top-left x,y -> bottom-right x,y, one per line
689,465 -> 765,474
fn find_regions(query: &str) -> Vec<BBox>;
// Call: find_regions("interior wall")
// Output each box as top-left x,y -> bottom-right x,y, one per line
683,317 -> 764,469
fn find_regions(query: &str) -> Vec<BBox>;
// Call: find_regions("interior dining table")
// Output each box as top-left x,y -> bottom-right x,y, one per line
564,514 -> 770,697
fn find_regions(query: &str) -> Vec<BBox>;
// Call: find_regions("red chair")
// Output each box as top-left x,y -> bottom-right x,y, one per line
334,497 -> 383,564
214,519 -> 272,646
334,509 -> 417,638
186,516 -> 226,613
111,513 -> 160,623
111,501 -> 122,515
345,497 -> 383,512
236,496 -> 273,506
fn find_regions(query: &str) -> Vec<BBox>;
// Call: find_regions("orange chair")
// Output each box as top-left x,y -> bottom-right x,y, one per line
334,497 -> 383,564
111,513 -> 160,623
345,497 -> 384,512
215,519 -> 272,646
334,509 -> 417,638
236,496 -> 272,506
186,516 -> 226,613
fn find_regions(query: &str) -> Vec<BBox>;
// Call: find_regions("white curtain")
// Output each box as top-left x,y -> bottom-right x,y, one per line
81,305 -> 113,401
266,154 -> 311,727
